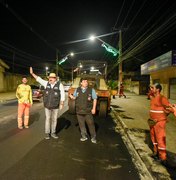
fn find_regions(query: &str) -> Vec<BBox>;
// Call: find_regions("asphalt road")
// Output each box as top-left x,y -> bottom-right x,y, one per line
0,100 -> 140,179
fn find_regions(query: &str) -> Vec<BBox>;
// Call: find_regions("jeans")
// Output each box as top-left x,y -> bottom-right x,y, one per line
77,114 -> 96,138
45,108 -> 59,134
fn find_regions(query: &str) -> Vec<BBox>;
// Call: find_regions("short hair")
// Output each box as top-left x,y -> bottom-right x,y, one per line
22,76 -> 27,79
154,83 -> 162,91
80,77 -> 88,82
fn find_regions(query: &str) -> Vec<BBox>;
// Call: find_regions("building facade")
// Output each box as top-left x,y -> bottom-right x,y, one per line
141,50 -> 176,99
0,59 -> 9,92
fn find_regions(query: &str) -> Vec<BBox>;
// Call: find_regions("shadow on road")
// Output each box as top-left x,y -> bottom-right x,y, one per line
0,113 -> 40,143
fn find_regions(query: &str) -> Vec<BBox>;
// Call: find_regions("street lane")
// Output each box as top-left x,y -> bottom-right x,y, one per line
0,112 -> 140,179
0,93 -> 140,179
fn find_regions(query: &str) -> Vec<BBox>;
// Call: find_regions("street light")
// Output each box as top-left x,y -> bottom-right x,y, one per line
89,32 -> 123,88
58,52 -> 74,65
45,66 -> 48,76
89,35 -> 119,56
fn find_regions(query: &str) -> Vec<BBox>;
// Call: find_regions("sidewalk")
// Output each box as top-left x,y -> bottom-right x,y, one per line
0,91 -> 16,103
111,91 -> 176,179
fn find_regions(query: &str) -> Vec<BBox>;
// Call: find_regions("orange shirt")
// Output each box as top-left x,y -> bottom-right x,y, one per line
150,94 -> 170,120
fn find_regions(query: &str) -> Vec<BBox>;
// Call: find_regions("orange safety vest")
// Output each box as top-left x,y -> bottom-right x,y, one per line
150,94 -> 170,121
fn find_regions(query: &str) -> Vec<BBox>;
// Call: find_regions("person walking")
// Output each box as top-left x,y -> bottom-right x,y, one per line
30,67 -> 65,140
16,76 -> 33,129
148,83 -> 173,165
119,82 -> 126,98
69,78 -> 97,144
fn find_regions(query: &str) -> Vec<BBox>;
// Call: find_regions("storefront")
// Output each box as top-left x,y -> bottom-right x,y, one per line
141,50 -> 176,99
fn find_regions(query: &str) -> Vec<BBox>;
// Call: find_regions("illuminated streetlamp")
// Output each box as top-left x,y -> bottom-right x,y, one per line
58,52 -> 74,65
89,35 -> 119,56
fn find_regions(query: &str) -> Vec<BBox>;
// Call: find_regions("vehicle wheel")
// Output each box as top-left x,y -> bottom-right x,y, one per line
68,99 -> 76,114
99,101 -> 108,117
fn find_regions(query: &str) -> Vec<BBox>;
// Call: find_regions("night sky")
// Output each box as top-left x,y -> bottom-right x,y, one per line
0,0 -> 176,77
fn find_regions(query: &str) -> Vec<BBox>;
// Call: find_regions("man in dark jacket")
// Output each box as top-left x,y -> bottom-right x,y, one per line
30,67 -> 65,140
69,78 -> 97,143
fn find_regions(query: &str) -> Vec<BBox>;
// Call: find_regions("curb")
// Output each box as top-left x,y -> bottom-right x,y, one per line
111,106 -> 172,179
0,99 -> 17,104
111,106 -> 154,180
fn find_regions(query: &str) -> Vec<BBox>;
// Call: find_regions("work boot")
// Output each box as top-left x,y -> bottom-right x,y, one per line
157,159 -> 170,167
150,152 -> 159,160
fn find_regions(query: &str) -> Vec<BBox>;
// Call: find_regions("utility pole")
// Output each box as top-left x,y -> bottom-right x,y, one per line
12,51 -> 15,74
56,49 -> 59,76
118,30 -> 122,86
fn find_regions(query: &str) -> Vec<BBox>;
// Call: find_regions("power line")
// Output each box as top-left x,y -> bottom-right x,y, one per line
0,1 -> 58,51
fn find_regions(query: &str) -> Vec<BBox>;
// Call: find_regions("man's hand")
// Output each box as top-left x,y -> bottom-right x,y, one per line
171,104 -> 176,116
69,94 -> 75,100
30,67 -> 38,79
30,67 -> 33,74
59,104 -> 64,110
91,108 -> 96,115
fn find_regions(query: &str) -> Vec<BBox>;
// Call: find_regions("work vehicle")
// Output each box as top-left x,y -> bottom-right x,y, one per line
68,60 -> 111,118
63,82 -> 71,92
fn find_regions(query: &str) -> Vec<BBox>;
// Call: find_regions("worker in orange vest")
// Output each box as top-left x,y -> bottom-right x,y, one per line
119,82 -> 126,98
16,76 -> 33,129
149,83 -> 173,165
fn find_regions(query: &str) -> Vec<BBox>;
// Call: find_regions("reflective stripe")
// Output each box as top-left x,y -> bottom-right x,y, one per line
150,110 -> 164,113
153,143 -> 158,145
158,147 -> 166,150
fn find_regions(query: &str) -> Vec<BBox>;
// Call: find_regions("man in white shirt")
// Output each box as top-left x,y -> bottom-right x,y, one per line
30,67 -> 65,139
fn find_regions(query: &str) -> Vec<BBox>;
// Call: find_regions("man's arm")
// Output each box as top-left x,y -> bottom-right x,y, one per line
91,88 -> 97,114
92,99 -> 97,112
59,83 -> 65,105
16,85 -> 20,99
69,89 -> 77,100
30,67 -> 38,79
30,67 -> 47,87
29,86 -> 33,104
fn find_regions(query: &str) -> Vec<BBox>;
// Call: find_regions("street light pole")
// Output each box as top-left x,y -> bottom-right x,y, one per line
56,49 -> 59,76
118,30 -> 122,86
45,66 -> 48,76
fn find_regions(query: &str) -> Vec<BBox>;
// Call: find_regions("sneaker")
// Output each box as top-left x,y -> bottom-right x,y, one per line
24,125 -> 29,129
18,126 -> 23,129
51,133 -> 59,139
45,133 -> 50,140
91,137 -> 97,144
80,136 -> 88,142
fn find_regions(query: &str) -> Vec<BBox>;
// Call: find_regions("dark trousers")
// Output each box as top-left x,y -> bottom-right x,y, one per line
77,114 -> 96,138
